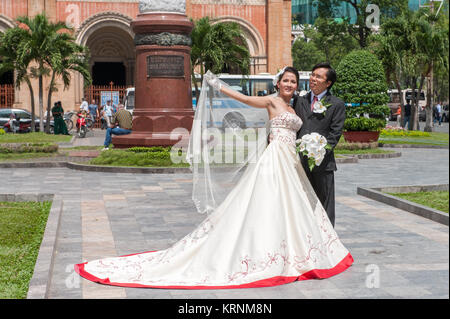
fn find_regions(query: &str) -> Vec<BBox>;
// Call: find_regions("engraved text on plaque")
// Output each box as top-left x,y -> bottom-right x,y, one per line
147,55 -> 185,78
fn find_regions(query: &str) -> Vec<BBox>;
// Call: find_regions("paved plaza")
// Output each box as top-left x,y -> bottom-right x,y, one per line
1,128 -> 448,299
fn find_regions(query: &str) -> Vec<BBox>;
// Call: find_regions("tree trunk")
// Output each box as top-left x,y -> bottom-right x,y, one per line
25,77 -> 36,132
39,74 -> 44,132
424,63 -> 433,132
393,73 -> 404,127
416,75 -> 426,131
410,76 -> 418,130
45,71 -> 56,133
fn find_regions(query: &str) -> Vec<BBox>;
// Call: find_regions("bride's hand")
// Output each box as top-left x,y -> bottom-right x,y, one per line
205,72 -> 222,91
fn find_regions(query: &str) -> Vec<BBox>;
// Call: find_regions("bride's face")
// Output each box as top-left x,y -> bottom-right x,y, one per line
277,72 -> 297,98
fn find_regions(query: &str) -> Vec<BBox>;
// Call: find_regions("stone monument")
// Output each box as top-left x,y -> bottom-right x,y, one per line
112,0 -> 195,148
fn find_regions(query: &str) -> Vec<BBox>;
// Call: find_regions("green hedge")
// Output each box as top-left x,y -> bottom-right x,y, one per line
343,118 -> 386,132
0,143 -> 58,154
90,146 -> 186,167
334,50 -> 390,129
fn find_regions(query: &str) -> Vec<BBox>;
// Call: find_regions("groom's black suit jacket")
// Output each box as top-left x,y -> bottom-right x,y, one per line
294,91 -> 346,172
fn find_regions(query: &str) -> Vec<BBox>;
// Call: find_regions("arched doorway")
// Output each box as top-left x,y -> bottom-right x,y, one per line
92,62 -> 126,86
75,12 -> 135,104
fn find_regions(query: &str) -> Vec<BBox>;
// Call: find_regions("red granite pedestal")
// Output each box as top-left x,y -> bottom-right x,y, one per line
112,13 -> 194,148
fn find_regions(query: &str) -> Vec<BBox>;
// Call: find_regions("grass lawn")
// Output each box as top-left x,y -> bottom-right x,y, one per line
0,201 -> 52,299
388,190 -> 449,214
379,132 -> 449,146
335,149 -> 396,155
0,132 -> 72,144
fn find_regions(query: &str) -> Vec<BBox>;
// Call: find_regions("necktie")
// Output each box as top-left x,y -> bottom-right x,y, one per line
311,95 -> 318,111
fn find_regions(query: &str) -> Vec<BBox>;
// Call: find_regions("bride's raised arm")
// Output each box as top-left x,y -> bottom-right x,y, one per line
205,72 -> 272,110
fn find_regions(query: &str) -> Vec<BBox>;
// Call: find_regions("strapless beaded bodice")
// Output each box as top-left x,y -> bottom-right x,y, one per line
268,111 -> 303,146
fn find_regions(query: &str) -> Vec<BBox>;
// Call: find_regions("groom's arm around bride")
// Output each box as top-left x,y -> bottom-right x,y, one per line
294,62 -> 346,227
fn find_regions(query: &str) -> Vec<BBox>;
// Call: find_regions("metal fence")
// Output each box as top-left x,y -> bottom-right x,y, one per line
0,84 -> 14,109
84,84 -> 132,128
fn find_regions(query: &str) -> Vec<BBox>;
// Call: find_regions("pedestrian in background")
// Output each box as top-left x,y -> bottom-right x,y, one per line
52,101 -> 69,135
403,99 -> 411,130
88,99 -> 99,126
395,105 -> 402,127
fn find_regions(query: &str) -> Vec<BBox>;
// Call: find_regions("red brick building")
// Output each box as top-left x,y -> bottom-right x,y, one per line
0,0 -> 292,111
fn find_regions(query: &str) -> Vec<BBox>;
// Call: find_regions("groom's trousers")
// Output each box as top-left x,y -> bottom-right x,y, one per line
307,170 -> 336,227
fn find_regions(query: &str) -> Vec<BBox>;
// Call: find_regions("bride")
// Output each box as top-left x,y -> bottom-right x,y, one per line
75,67 -> 353,289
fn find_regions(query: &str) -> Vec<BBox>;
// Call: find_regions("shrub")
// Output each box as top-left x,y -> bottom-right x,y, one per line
126,146 -> 171,153
0,143 -> 58,154
336,141 -> 379,150
380,128 -> 431,137
343,118 -> 386,132
90,147 -> 178,167
334,50 -> 390,130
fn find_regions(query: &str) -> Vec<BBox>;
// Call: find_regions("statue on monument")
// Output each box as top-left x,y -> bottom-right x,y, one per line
139,0 -> 186,14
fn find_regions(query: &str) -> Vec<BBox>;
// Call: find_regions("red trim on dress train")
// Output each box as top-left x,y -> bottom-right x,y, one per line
74,252 -> 354,289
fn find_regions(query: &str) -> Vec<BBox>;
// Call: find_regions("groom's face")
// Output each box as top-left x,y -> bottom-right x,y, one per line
310,68 -> 332,95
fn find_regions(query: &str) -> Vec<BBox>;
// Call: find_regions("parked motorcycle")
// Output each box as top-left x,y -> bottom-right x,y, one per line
3,118 -> 31,133
3,118 -> 54,134
76,112 -> 88,138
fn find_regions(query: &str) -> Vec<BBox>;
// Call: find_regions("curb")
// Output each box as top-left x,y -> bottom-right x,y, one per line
57,135 -> 76,147
0,193 -> 62,299
0,151 -> 402,173
27,195 -> 62,299
353,151 -> 402,159
65,162 -> 192,174
357,184 -> 449,226
336,151 -> 402,162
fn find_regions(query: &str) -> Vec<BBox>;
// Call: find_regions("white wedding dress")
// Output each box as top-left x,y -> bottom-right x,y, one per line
75,111 -> 353,289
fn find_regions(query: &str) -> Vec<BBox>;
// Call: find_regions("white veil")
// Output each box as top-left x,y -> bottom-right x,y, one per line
186,71 -> 271,214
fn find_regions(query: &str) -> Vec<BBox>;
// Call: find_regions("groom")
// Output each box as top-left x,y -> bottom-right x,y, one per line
294,62 -> 346,227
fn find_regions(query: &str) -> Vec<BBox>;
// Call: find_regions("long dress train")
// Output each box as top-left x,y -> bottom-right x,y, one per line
75,111 -> 353,289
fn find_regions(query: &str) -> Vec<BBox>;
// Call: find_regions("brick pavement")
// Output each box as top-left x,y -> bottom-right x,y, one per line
1,143 -> 448,299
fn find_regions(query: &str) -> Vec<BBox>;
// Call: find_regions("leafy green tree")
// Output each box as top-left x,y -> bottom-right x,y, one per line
318,0 -> 409,48
334,50 -> 390,132
190,17 -> 250,102
303,18 -> 359,68
415,8 -> 449,131
369,7 -> 448,131
368,13 -> 410,125
291,37 -> 326,71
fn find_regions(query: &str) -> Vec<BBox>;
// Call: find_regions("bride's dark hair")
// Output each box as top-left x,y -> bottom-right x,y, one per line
275,66 -> 299,91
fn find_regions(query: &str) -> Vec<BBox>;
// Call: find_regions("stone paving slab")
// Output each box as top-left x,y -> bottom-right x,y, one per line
1,147 -> 448,299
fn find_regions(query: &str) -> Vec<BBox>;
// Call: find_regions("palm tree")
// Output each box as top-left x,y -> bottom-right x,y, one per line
190,17 -> 250,103
370,8 -> 448,131
15,14 -> 75,132
369,12 -> 411,126
43,31 -> 92,132
0,27 -> 37,131
414,10 -> 449,132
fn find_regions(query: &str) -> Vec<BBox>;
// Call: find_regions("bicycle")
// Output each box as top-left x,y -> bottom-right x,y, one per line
64,111 -> 76,131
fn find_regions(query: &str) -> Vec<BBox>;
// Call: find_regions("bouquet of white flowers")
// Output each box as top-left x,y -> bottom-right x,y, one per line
296,133 -> 332,171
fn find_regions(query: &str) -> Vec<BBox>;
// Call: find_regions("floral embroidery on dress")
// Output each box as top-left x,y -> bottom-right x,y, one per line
269,112 -> 302,146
